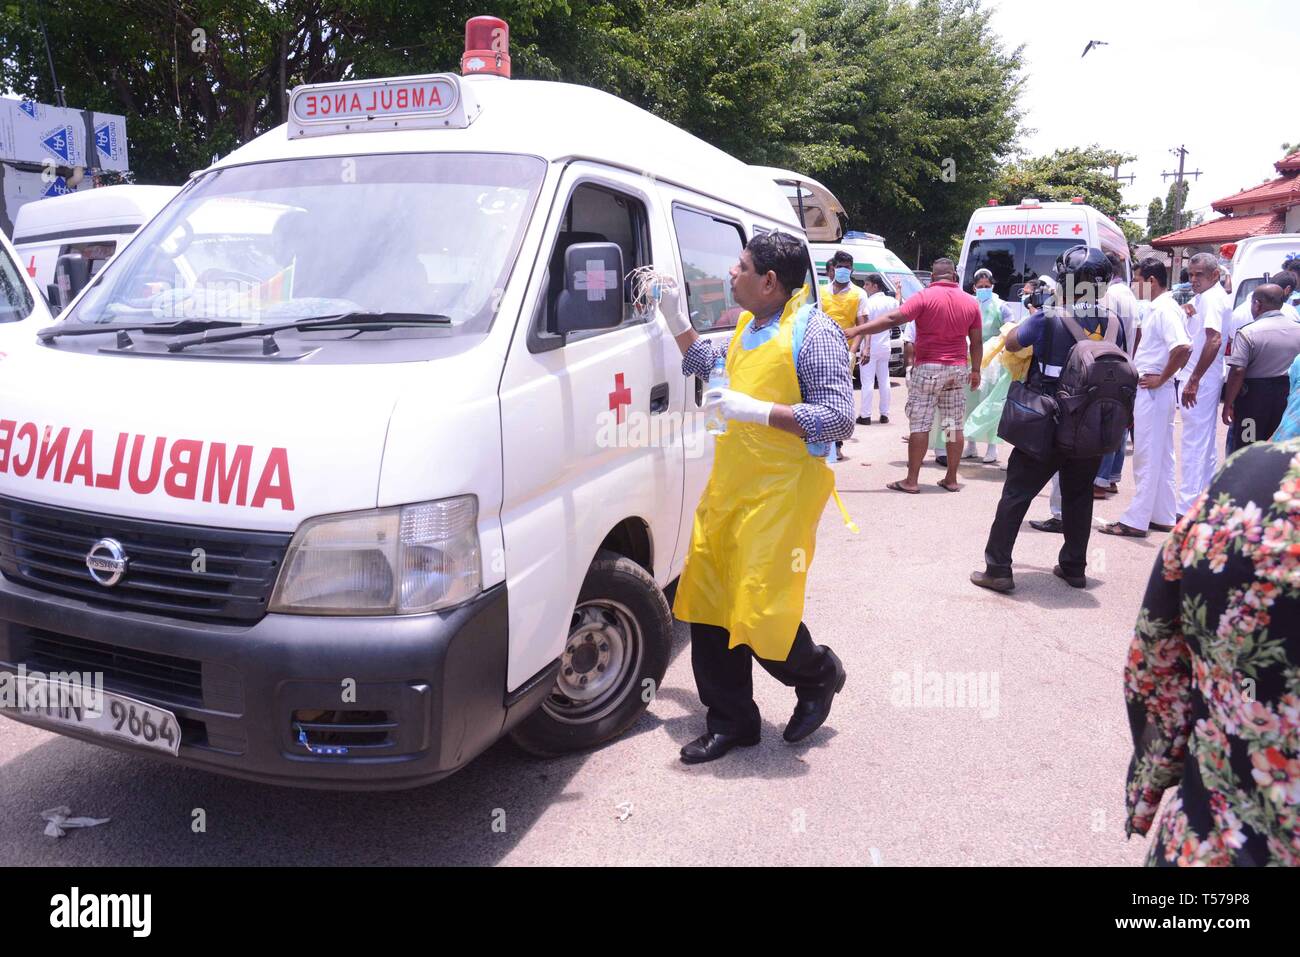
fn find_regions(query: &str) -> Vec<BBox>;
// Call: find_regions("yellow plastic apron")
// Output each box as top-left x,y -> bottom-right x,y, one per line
819,285 -> 861,358
672,295 -> 837,661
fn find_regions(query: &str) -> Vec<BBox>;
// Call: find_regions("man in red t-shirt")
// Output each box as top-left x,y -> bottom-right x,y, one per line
851,258 -> 982,493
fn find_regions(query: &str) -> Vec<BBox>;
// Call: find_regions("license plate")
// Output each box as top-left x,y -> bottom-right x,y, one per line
5,677 -> 180,756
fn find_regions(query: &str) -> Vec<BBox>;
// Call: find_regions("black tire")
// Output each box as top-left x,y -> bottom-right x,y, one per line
509,549 -> 672,757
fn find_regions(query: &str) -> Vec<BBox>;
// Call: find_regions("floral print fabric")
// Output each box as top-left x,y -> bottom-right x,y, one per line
1125,438 -> 1300,866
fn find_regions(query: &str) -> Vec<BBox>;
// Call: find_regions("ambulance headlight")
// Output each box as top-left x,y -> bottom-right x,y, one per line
269,497 -> 482,615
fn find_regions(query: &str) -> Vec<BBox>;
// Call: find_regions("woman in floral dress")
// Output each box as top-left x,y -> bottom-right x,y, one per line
1125,438 -> 1300,865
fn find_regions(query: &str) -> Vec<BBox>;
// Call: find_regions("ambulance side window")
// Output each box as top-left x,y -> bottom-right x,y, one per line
672,206 -> 746,331
0,248 -> 36,323
538,182 -> 650,343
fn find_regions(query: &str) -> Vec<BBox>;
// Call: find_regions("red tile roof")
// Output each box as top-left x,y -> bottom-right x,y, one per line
1150,211 -> 1287,250
1211,174 -> 1300,213
1277,152 -> 1300,173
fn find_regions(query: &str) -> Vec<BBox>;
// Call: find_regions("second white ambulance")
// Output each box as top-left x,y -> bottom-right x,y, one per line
957,197 -> 1131,316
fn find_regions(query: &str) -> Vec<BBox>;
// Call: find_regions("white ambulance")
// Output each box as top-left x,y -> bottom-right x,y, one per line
12,184 -> 180,311
0,23 -> 817,789
957,198 -> 1132,317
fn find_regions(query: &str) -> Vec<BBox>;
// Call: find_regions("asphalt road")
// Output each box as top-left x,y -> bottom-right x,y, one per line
0,378 -> 1191,866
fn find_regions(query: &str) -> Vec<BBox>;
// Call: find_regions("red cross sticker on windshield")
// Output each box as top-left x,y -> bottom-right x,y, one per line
974,226 -> 985,236
1071,224 -> 1083,235
609,373 -> 632,424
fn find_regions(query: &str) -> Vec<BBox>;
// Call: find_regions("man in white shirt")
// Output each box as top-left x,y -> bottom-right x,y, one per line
857,273 -> 898,424
1100,259 -> 1192,538
1176,252 -> 1229,517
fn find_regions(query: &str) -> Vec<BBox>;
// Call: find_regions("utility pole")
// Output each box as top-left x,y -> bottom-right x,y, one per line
1160,145 -> 1203,233
1111,163 -> 1136,185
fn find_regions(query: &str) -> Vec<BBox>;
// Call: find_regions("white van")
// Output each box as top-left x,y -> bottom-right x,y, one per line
957,198 -> 1131,317
12,185 -> 180,310
1226,233 -> 1300,308
755,166 -> 920,372
0,53 -> 818,788
0,226 -> 54,346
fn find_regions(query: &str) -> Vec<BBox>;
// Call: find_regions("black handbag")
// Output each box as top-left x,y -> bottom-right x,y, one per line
997,378 -> 1058,461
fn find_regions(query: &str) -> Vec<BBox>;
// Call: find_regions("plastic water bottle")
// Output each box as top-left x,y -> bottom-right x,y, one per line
705,356 -> 728,435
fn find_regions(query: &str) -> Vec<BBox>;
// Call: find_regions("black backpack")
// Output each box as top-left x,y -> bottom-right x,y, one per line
1051,312 -> 1138,459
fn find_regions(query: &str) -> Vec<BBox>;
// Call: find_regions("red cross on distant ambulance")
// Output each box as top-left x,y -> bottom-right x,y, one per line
1071,224 -> 1083,235
608,373 -> 632,424
974,226 -> 985,236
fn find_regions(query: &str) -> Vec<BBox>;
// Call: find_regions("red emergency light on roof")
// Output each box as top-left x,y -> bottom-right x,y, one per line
1220,243 -> 1238,259
987,199 -> 999,206
1070,196 -> 1084,204
463,16 -> 511,78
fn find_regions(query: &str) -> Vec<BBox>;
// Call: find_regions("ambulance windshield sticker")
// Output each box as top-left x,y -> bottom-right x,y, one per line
575,260 -> 617,302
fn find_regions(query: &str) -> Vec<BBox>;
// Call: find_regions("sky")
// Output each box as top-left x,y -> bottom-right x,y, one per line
984,0 -> 1299,230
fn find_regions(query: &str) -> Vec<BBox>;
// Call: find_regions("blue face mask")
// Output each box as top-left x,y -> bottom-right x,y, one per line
833,267 -> 851,284
975,287 -> 992,302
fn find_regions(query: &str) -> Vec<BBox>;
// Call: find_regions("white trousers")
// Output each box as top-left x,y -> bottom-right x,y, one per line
860,353 -> 891,417
1177,375 -> 1221,515
1120,382 -> 1178,530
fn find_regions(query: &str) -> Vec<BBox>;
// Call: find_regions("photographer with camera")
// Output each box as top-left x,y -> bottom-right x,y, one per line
971,247 -> 1134,592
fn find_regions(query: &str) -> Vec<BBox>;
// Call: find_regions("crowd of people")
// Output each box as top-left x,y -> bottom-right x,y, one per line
654,232 -> 1299,864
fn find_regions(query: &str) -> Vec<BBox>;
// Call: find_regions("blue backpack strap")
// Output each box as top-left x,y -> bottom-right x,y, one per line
790,304 -> 832,458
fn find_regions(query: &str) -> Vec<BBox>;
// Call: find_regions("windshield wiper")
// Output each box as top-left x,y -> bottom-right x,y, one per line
38,318 -> 245,343
165,312 -> 451,353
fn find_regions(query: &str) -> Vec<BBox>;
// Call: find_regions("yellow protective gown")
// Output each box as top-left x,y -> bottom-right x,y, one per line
672,294 -> 836,661
818,283 -> 862,361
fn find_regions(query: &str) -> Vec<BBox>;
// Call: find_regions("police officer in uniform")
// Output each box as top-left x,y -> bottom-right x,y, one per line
970,246 -> 1127,593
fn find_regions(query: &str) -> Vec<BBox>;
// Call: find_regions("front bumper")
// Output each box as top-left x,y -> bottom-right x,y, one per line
0,576 -> 535,790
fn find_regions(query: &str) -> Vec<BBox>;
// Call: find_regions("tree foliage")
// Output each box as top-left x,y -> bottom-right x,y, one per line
1144,179 -> 1201,242
0,0 -> 1024,262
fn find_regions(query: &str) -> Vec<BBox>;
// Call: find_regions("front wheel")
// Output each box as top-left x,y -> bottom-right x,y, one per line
509,550 -> 672,757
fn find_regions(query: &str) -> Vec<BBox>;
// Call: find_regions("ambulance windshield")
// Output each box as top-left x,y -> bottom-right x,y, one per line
0,243 -> 36,324
62,153 -> 546,333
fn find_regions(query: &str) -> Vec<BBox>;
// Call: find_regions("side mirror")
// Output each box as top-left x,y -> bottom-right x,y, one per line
556,242 -> 624,335
53,253 -> 91,310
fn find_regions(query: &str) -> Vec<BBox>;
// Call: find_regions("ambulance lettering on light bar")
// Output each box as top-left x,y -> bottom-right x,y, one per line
287,73 -> 482,139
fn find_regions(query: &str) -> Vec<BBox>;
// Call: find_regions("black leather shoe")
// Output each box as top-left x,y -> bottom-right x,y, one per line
680,730 -> 760,764
1029,517 -> 1063,533
856,416 -> 872,425
783,648 -> 847,743
879,415 -> 889,424
1053,564 -> 1086,589
970,569 -> 1015,593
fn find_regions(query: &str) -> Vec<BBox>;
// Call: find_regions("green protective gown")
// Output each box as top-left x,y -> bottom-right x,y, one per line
928,296 -> 1005,450
963,297 -> 1013,442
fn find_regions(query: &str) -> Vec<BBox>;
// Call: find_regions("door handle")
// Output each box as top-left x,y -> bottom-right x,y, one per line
650,381 -> 670,414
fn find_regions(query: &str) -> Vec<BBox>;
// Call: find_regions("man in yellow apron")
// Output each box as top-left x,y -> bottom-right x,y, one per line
657,231 -> 853,764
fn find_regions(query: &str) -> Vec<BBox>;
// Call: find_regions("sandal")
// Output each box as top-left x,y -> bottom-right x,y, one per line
887,480 -> 919,495
1098,522 -> 1147,538
936,480 -> 961,493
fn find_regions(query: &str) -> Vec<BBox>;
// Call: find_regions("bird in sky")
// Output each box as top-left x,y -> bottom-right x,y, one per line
1081,40 -> 1109,58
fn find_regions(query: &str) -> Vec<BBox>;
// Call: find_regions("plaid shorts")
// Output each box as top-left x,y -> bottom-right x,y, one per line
905,362 -> 969,435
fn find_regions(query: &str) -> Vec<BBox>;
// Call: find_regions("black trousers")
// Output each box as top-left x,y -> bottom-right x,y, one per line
690,621 -> 831,736
983,447 -> 1102,579
1232,375 -> 1290,450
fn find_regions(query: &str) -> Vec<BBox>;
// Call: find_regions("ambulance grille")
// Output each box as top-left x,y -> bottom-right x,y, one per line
0,495 -> 290,623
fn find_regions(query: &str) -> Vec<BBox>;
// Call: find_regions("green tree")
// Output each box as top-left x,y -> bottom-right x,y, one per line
1143,179 -> 1199,242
